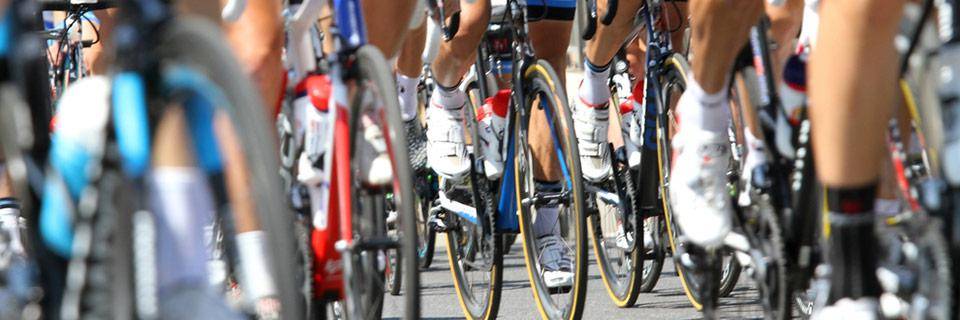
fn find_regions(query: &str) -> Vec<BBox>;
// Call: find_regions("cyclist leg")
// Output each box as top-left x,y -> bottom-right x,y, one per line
363,0 -> 418,58
426,0 -> 491,180
525,0 -> 578,289
669,0 -> 763,248
0,160 -> 23,255
809,0 -> 904,315
221,0 -> 284,115
569,0 -> 644,182
396,19 -> 428,172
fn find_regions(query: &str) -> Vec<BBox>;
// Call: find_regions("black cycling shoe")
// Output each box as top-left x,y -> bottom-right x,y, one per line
405,119 -> 428,174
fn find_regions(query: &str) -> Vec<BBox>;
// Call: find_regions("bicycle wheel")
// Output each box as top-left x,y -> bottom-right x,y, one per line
718,251 -> 742,298
514,60 -> 588,320
638,215 -> 666,293
444,80 -> 504,320
588,137 -> 644,306
386,222 -> 403,296
415,73 -> 438,270
737,196 -> 789,319
343,45 -> 419,320
879,218 -> 953,319
655,53 -> 720,311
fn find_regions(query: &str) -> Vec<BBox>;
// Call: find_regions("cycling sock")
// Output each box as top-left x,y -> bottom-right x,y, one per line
676,75 -> 730,134
743,129 -> 767,170
397,74 -> 419,121
430,82 -> 465,110
0,198 -> 23,254
579,59 -> 611,107
533,205 -> 561,238
825,184 -> 881,303
236,230 -> 278,302
148,168 -> 215,292
874,198 -> 901,217
533,181 -> 563,237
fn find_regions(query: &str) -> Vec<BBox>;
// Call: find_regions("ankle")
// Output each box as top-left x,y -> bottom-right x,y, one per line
677,75 -> 730,134
431,84 -> 465,110
579,59 -> 612,106
826,184 -> 882,303
397,74 -> 419,121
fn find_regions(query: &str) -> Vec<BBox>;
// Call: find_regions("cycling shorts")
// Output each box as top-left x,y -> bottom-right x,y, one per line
526,0 -> 576,21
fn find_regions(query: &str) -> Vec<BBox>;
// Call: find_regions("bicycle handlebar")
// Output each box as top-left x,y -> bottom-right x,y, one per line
426,0 -> 460,41
581,0 -> 598,40
600,0 -> 617,25
221,0 -> 247,22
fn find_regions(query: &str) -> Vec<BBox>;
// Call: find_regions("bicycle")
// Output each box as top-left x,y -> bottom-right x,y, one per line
38,0 -> 302,318
434,1 -> 589,319
280,0 -> 419,318
38,0 -> 113,100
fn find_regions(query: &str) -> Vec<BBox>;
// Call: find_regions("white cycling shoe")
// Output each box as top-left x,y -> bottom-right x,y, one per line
426,106 -> 470,180
573,99 -> 612,183
668,128 -> 733,249
813,298 -> 879,320
538,233 -> 575,289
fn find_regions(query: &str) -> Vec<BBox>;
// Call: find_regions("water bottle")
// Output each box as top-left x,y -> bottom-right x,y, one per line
617,79 -> 644,168
292,74 -> 335,230
478,89 -> 509,179
775,54 -> 807,159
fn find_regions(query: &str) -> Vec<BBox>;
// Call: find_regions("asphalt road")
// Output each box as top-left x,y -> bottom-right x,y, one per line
382,234 -> 766,320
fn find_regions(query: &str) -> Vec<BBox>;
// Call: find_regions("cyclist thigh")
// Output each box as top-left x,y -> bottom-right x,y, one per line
527,0 -> 575,182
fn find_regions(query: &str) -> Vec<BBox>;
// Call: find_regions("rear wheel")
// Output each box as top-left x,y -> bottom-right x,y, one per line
655,54 -> 720,311
514,61 -> 588,320
638,215 -> 666,293
589,147 -> 643,307
445,81 -> 504,320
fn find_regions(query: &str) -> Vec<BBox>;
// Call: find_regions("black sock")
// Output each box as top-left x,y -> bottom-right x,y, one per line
825,184 -> 881,303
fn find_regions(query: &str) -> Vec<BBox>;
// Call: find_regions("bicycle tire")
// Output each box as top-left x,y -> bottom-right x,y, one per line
718,251 -> 742,297
156,17 -> 303,319
514,60 -> 588,320
417,190 -> 437,270
655,53 -> 719,311
443,80 -> 504,320
415,83 -> 437,270
347,45 -> 419,319
638,215 -> 666,293
386,237 -> 403,296
589,146 -> 644,307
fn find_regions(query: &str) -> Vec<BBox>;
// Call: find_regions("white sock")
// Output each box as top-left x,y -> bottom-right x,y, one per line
677,75 -> 730,134
236,231 -> 278,302
578,60 -> 611,106
430,85 -> 465,110
397,74 -> 419,121
743,129 -> 768,169
148,168 -> 215,292
875,198 -> 902,217
533,205 -> 561,238
0,206 -> 23,254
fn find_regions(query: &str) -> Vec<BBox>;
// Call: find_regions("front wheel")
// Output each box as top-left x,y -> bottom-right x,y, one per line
343,45 -> 419,319
514,60 -> 588,320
